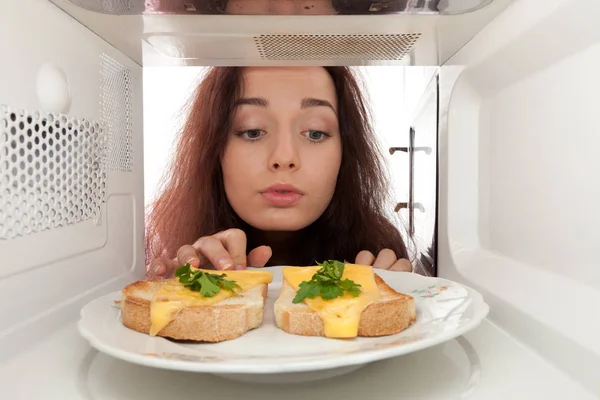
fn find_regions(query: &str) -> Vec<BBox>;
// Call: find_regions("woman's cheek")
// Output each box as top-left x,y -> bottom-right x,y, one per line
311,143 -> 341,190
222,140 -> 266,203
222,143 -> 249,200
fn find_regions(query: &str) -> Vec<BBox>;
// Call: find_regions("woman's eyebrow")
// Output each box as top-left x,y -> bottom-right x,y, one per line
234,97 -> 336,114
235,97 -> 268,107
301,98 -> 336,114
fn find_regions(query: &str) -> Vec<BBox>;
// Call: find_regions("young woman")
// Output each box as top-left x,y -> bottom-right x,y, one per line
146,66 -> 412,278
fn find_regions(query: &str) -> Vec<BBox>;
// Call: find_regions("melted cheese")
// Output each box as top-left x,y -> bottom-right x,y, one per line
283,264 -> 380,338
149,269 -> 273,336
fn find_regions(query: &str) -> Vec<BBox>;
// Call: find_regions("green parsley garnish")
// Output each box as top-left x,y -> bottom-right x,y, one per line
175,264 -> 241,297
292,260 -> 362,304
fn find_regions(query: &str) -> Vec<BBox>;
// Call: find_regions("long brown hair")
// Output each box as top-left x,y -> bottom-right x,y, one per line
145,66 -> 409,266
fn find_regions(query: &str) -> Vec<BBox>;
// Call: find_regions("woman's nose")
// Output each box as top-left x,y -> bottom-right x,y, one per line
268,134 -> 300,171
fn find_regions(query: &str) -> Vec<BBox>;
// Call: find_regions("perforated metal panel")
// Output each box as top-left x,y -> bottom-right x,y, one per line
254,33 -> 421,60
100,53 -> 133,172
69,0 -> 135,13
0,106 -> 107,240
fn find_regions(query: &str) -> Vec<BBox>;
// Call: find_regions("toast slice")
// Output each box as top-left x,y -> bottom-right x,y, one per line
121,280 -> 268,342
274,274 -> 416,338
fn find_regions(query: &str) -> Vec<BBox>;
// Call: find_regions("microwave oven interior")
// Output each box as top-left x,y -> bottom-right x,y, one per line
0,0 -> 599,398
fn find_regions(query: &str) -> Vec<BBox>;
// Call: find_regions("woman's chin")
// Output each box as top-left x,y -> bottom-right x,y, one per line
249,221 -> 312,232
242,214 -> 318,232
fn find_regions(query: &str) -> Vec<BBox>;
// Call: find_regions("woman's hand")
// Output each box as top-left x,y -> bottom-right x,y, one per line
355,249 -> 412,272
147,229 -> 272,279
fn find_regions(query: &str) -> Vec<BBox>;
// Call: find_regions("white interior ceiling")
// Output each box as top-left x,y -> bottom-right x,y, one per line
49,0 -> 513,67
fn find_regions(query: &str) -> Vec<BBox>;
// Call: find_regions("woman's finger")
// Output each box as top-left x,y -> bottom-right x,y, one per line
212,229 -> 248,270
247,245 -> 273,268
176,245 -> 202,268
147,256 -> 179,279
147,257 -> 166,278
355,250 -> 376,266
388,258 -> 413,272
372,248 -> 398,270
192,236 -> 234,270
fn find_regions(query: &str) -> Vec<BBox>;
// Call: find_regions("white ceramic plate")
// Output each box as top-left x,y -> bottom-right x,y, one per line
78,266 -> 489,383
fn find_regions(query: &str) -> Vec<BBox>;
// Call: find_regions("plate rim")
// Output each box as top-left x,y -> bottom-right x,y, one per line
77,267 -> 490,374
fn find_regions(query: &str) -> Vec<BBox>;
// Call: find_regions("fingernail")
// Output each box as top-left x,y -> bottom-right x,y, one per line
153,264 -> 164,276
219,258 -> 233,270
185,257 -> 196,265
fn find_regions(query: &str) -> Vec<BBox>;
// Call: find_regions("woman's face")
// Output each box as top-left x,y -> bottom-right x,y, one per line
221,67 -> 342,231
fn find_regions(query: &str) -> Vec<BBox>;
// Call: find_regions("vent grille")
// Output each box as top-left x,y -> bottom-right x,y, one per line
70,0 -> 134,13
0,106 -> 107,240
254,33 -> 421,60
100,53 -> 133,172
98,0 -> 133,11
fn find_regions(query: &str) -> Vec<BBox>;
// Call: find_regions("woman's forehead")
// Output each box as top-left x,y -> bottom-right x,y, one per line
240,67 -> 337,103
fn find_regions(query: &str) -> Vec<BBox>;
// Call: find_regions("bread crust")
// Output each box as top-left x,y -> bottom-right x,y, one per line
274,274 -> 416,337
120,280 -> 268,342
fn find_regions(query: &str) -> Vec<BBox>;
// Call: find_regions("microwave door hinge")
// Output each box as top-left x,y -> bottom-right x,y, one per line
391,126 -> 425,236
389,146 -> 431,155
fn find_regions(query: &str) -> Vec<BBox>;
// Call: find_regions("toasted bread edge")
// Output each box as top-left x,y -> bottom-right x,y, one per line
121,281 -> 268,342
274,274 -> 416,338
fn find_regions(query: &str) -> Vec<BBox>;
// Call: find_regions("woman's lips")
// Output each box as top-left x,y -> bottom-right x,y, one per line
261,191 -> 303,206
260,184 -> 304,207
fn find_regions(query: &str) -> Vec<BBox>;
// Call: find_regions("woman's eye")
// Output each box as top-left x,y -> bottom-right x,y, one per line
305,130 -> 330,142
239,129 -> 264,140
